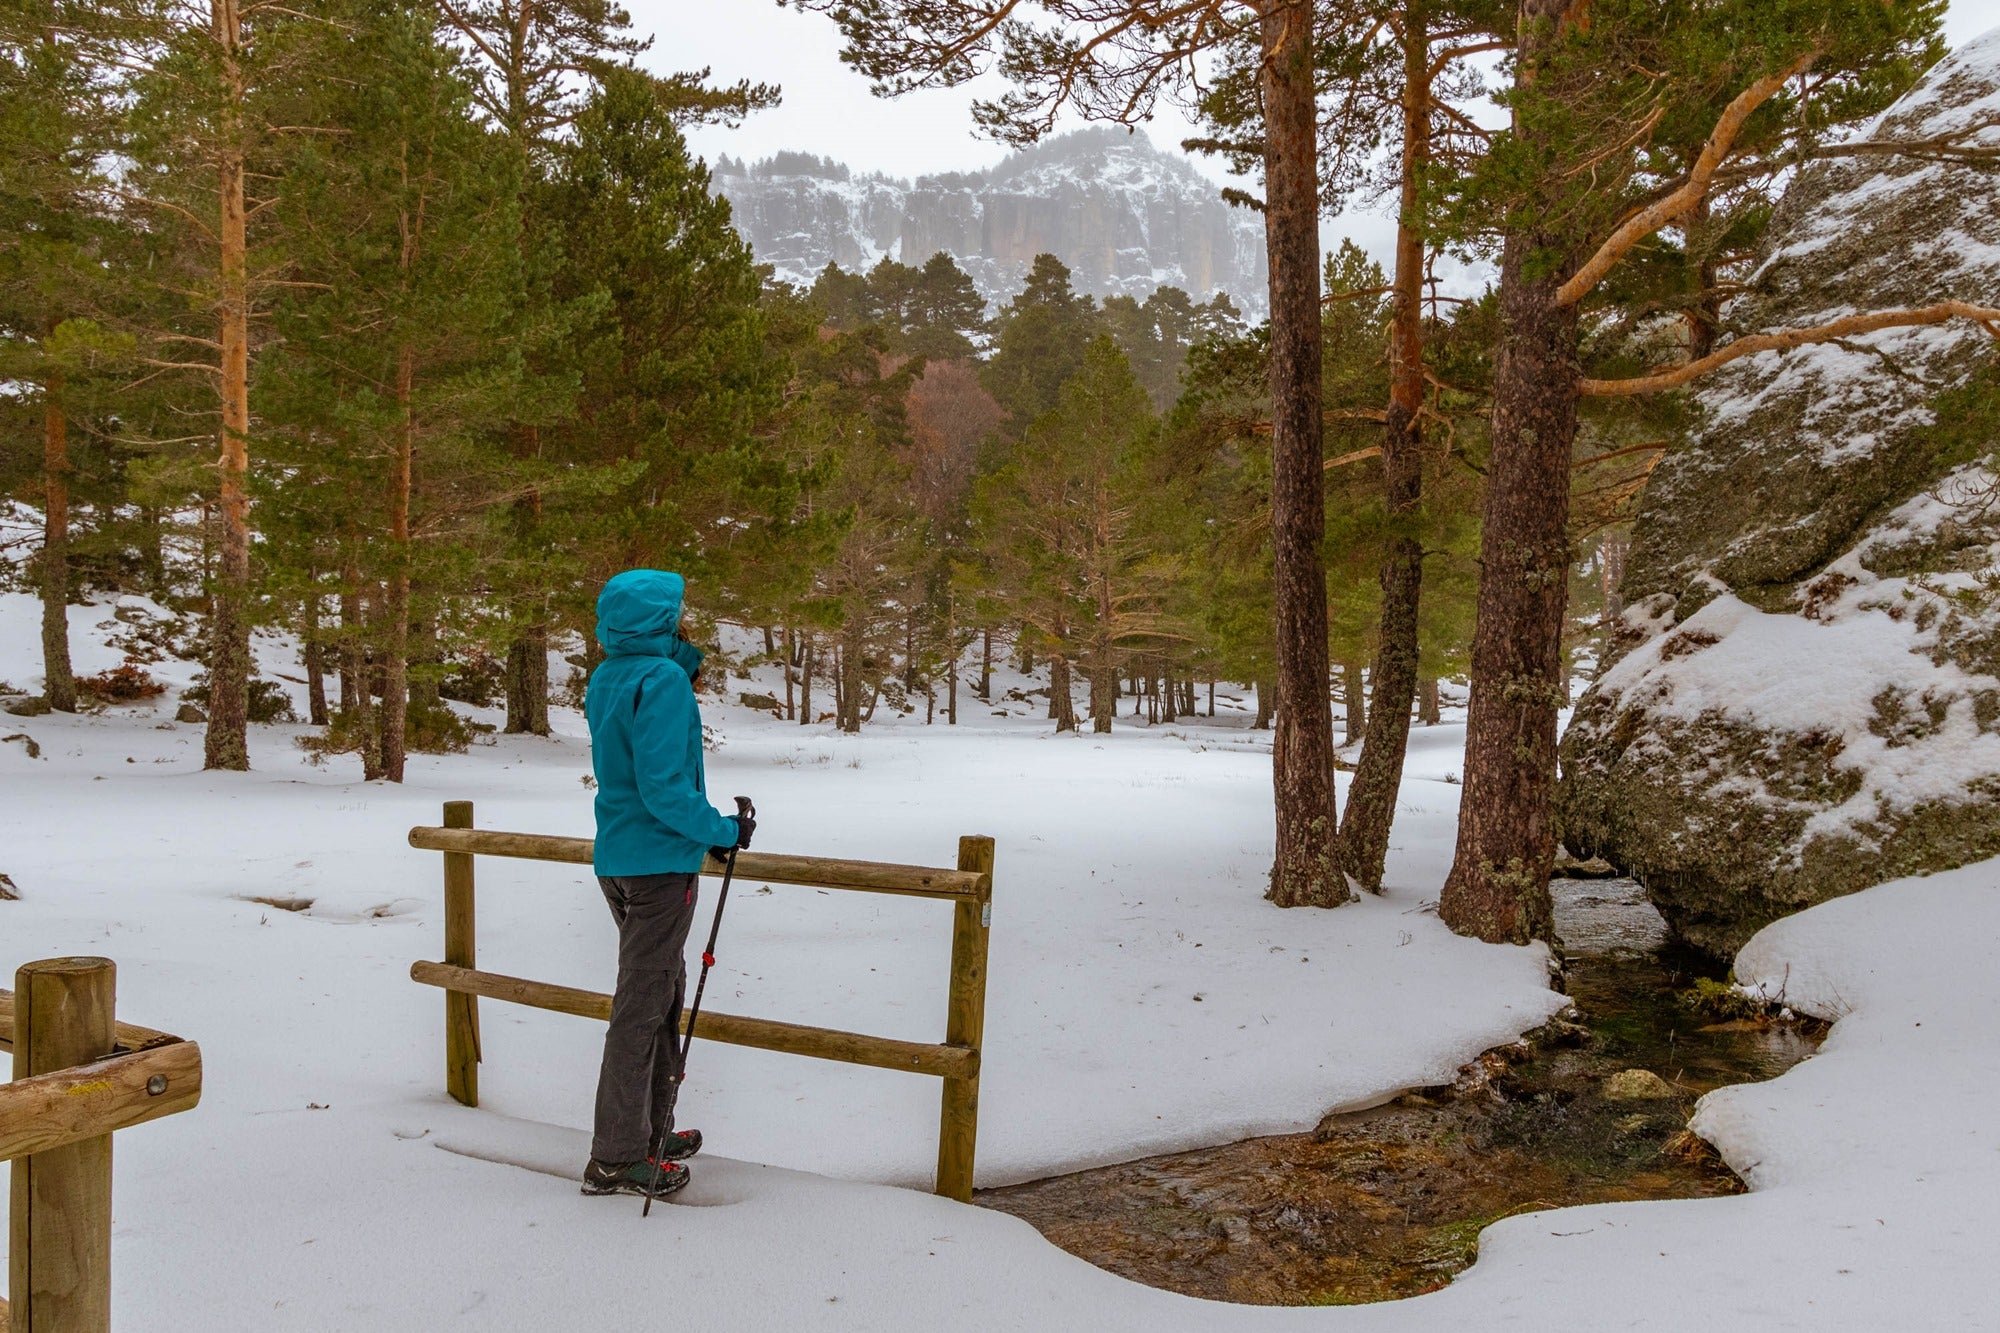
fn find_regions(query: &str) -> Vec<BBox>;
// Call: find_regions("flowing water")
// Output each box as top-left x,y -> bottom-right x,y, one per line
975,878 -> 1823,1306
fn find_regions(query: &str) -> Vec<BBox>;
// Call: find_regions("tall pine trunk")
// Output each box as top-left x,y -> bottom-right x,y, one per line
409,609 -> 441,717
139,506 -> 168,603
379,344 -> 414,783
40,368 -> 76,712
799,635 -> 814,724
1259,0 -> 1342,907
1341,661 -> 1365,744
979,628 -> 992,699
782,626 -> 796,720
1439,6 -> 1578,943
304,572 -> 329,727
337,579 -> 359,715
945,603 -> 958,725
1049,653 -> 1077,732
1418,676 -> 1441,726
1341,10 -> 1431,891
1089,564 -> 1115,734
839,623 -> 863,733
504,629 -> 549,734
204,0 -> 253,772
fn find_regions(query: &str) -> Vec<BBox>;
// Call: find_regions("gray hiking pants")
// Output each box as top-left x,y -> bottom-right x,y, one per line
591,871 -> 700,1164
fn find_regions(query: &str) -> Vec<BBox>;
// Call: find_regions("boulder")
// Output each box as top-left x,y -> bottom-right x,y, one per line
176,703 -> 207,724
1559,35 -> 2000,958
5,696 -> 52,717
1602,1069 -> 1681,1102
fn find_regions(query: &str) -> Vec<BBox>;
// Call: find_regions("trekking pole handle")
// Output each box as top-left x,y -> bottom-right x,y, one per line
734,794 -> 755,823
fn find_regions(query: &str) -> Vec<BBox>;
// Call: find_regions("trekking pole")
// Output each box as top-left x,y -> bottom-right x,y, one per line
644,795 -> 755,1216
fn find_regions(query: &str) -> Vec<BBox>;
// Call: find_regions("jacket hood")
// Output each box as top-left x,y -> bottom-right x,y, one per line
595,569 -> 689,661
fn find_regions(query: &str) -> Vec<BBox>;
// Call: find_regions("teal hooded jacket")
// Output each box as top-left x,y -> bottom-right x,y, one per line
585,570 -> 740,876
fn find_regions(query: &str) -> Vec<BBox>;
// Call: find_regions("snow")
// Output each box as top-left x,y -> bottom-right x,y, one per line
5,589 -> 2000,1326
1705,32 -> 2000,466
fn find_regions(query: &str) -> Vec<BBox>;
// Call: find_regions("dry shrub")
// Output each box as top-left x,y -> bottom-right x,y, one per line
80,662 -> 167,702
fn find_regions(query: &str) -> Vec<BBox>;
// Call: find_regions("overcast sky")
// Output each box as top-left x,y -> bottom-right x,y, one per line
630,1 -> 2000,267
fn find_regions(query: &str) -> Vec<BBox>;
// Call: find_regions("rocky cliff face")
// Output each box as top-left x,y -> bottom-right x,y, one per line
1558,33 -> 2000,958
713,128 -> 1268,313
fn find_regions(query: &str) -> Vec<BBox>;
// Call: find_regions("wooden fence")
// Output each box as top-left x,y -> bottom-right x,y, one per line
407,802 -> 995,1200
1,957 -> 204,1333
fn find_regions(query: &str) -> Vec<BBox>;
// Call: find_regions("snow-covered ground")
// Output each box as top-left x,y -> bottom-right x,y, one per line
3,591 -> 1996,1328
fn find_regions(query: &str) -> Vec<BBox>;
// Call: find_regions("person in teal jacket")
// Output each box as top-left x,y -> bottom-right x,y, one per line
580,569 -> 754,1201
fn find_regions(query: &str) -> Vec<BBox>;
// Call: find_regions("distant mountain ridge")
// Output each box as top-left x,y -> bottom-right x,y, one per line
712,127 -> 1268,314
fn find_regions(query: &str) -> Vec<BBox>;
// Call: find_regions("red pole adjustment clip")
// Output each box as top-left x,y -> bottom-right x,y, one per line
702,951 -> 716,968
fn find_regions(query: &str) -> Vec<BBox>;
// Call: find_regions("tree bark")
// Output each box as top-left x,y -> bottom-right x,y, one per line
946,603 -> 959,724
1418,676 -> 1441,726
800,635 -> 814,724
1259,0 -> 1342,907
1440,5 -> 1578,944
839,623 -> 863,733
408,608 -> 441,717
504,629 -> 550,735
1050,653 -> 1077,732
337,580 -> 359,715
783,626 -> 796,720
304,573 -> 329,727
979,628 -> 992,699
140,506 -> 168,603
204,0 -> 253,772
1340,6 -> 1430,891
1341,661 -> 1366,745
379,343 -> 414,783
40,369 -> 76,712
1254,677 -> 1274,730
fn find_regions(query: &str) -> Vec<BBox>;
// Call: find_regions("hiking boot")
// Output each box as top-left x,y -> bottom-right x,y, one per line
651,1126 -> 703,1162
581,1157 -> 690,1200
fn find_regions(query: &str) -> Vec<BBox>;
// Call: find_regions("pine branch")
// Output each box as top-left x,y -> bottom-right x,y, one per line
1581,301 -> 2000,396
1557,50 -> 1819,309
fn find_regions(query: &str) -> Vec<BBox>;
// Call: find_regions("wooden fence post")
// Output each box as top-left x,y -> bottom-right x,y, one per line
443,800 -> 479,1106
935,836 -> 993,1202
10,957 -> 116,1333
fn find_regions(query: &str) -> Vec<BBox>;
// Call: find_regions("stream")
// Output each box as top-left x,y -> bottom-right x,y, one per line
975,877 -> 1824,1306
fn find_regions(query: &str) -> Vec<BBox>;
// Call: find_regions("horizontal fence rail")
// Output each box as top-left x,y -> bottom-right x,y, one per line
409,962 -> 978,1079
407,825 -> 989,900
0,1041 -> 203,1163
5,958 -> 204,1333
409,802 -> 994,1200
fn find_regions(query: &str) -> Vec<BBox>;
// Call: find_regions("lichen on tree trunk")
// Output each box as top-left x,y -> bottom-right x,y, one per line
1341,13 -> 1432,893
1439,180 -> 1578,946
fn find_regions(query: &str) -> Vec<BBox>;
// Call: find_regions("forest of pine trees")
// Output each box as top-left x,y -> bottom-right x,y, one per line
4,0 -> 1981,951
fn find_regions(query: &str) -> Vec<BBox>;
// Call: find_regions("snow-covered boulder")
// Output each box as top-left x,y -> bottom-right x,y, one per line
1558,33 -> 2000,958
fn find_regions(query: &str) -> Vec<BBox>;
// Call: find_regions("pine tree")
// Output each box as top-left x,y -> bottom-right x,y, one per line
0,0 -> 134,713
433,0 -> 777,734
972,338 -> 1171,734
102,0 -> 340,769
982,254 -> 1099,431
539,66 -> 777,623
1439,0 -> 1963,943
263,0 -> 532,781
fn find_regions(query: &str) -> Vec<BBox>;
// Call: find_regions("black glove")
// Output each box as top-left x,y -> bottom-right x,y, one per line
711,803 -> 755,859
